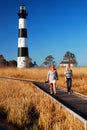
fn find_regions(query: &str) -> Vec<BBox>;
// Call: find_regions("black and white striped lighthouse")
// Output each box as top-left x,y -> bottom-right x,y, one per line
17,4 -> 29,68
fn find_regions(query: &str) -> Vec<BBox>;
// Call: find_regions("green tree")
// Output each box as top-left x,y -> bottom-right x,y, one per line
8,60 -> 17,67
0,55 -> 7,67
28,57 -> 33,67
63,51 -> 77,64
41,55 -> 56,67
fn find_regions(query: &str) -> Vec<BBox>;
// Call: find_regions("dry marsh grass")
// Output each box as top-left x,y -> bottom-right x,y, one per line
0,67 -> 87,129
0,67 -> 87,95
0,78 -> 84,130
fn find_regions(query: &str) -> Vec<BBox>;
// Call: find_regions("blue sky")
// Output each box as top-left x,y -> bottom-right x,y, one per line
0,0 -> 87,66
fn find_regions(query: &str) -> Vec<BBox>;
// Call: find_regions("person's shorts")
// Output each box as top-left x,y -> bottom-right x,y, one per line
50,80 -> 56,84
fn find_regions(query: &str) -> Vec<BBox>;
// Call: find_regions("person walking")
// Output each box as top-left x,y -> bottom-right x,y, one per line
46,65 -> 58,95
64,64 -> 73,94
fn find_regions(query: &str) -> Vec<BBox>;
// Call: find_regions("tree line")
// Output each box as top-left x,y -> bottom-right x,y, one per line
0,51 -> 78,67
0,55 -> 17,67
41,51 -> 77,67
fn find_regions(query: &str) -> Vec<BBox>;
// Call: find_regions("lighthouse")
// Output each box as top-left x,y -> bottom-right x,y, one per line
17,4 -> 29,68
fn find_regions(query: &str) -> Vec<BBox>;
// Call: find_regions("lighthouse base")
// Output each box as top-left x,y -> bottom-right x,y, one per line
17,57 -> 29,68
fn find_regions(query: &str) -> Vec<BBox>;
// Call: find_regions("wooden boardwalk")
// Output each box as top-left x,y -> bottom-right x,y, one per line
33,82 -> 87,120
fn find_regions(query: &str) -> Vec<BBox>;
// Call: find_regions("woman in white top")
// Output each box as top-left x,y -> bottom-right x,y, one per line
46,65 -> 58,94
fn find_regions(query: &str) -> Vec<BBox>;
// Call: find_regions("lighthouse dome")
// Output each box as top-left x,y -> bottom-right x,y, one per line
20,4 -> 26,10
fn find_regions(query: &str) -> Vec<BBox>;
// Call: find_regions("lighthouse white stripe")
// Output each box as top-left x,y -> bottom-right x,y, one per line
18,38 -> 28,47
17,57 -> 29,68
19,18 -> 27,29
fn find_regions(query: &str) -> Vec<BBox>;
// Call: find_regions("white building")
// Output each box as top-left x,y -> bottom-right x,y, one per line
59,61 -> 78,67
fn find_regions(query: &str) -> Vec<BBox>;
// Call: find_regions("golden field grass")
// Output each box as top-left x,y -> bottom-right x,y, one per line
0,79 -> 84,130
0,67 -> 87,129
0,67 -> 87,95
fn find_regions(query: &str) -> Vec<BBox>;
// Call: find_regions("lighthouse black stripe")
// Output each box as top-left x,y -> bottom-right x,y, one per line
18,47 -> 28,57
18,11 -> 28,18
18,29 -> 27,37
